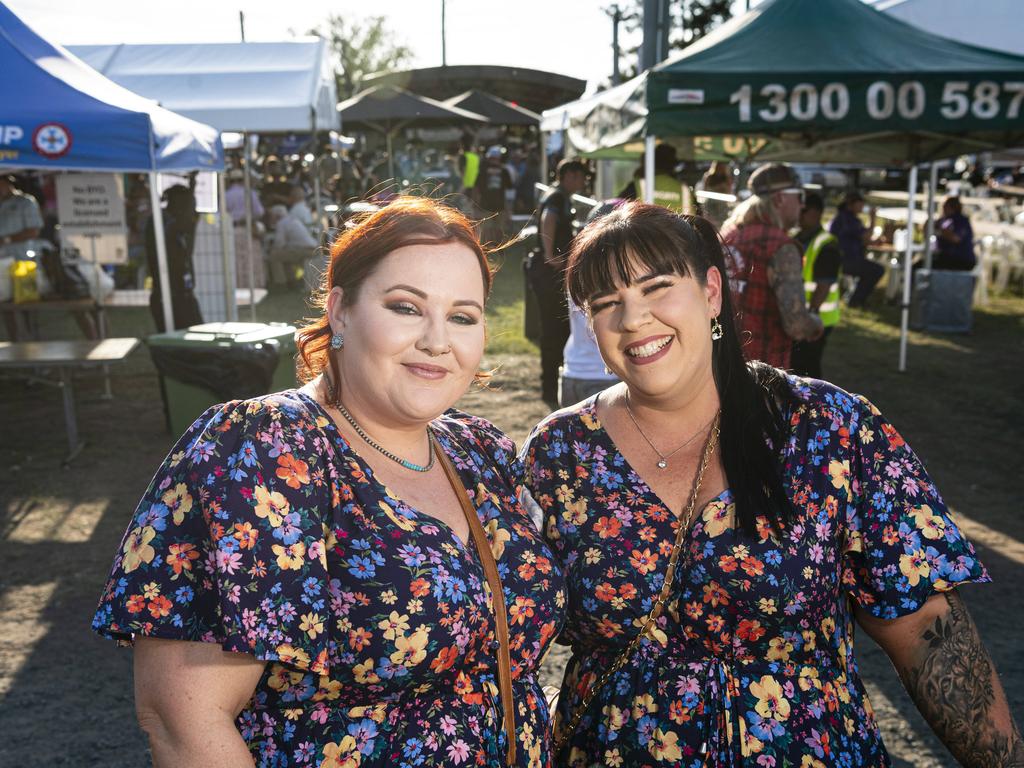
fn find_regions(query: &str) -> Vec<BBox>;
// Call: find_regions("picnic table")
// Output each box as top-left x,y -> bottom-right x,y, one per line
0,337 -> 140,464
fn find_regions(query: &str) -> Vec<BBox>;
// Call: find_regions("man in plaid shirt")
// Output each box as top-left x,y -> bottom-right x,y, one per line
720,163 -> 823,369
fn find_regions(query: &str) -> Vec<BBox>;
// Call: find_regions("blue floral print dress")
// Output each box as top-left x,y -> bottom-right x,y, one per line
94,390 -> 566,768
521,376 -> 987,768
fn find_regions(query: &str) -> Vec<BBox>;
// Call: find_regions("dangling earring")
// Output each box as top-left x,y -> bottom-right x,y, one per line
330,331 -> 344,350
710,317 -> 724,341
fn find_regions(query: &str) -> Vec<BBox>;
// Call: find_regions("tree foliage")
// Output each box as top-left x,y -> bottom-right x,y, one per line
611,0 -> 733,81
673,0 -> 733,48
308,15 -> 414,99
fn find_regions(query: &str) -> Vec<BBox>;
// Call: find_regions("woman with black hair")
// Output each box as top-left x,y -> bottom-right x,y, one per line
521,201 -> 1021,767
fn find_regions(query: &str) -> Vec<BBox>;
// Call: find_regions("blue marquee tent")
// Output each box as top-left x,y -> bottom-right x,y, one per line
0,1 -> 222,172
0,1 -> 225,330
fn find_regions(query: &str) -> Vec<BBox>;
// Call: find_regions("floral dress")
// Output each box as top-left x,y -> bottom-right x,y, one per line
93,390 -> 566,768
521,376 -> 987,768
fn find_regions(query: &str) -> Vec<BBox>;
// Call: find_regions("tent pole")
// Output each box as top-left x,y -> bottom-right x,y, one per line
925,162 -> 938,271
644,135 -> 656,203
311,108 -> 323,234
217,172 -> 236,321
898,165 -> 918,373
387,131 -> 395,183
539,131 -> 548,185
243,130 -> 257,320
148,172 -> 175,333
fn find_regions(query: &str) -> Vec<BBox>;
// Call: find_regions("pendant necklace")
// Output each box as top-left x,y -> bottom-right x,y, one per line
624,396 -> 719,470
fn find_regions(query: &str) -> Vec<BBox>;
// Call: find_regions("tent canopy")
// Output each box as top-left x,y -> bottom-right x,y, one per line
0,2 -> 222,172
444,90 -> 539,126
69,40 -> 337,134
546,0 -> 1024,165
338,85 -> 488,130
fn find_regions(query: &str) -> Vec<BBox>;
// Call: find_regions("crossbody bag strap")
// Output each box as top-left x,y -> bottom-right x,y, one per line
552,419 -> 720,758
432,434 -> 517,767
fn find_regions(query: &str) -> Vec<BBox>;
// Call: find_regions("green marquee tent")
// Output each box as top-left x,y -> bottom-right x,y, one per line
542,0 -> 1024,370
546,0 -> 1024,164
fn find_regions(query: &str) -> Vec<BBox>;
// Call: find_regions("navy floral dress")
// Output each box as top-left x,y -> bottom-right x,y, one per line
94,390 -> 566,768
522,376 -> 987,768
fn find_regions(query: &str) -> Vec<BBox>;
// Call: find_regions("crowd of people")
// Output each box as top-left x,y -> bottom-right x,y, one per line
527,155 -> 986,406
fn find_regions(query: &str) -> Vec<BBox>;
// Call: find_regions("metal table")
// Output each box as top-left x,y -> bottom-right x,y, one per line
0,337 -> 140,464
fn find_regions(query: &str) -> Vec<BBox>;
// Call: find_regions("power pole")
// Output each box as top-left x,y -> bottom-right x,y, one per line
608,4 -> 622,85
641,0 -> 670,71
239,10 -> 246,42
441,0 -> 447,66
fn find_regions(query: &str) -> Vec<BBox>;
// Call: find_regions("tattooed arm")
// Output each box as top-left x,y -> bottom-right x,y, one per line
767,243 -> 824,341
856,591 -> 1024,767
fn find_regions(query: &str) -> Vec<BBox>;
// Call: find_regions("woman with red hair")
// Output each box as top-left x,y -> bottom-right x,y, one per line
94,197 -> 566,767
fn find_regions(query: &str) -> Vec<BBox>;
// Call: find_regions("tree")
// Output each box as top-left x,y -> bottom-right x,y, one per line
611,0 -> 733,81
672,0 -> 732,49
307,15 -> 414,100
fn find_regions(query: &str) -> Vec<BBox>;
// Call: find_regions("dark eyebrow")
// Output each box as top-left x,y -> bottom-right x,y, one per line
385,284 -> 427,298
586,270 -> 671,303
386,284 -> 483,312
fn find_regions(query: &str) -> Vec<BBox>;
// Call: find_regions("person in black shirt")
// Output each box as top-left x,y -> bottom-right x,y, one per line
528,158 -> 587,406
791,192 -> 842,378
146,185 -> 203,332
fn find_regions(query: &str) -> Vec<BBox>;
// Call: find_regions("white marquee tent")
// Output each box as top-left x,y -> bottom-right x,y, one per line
870,0 -> 1024,56
68,40 -> 338,133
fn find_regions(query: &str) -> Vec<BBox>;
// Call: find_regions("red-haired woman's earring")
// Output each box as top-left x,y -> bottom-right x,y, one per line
711,317 -> 723,341
330,332 -> 344,350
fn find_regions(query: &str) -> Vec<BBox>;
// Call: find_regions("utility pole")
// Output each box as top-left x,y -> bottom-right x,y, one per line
640,0 -> 670,71
441,0 -> 447,66
607,4 -> 622,85
239,11 -> 246,42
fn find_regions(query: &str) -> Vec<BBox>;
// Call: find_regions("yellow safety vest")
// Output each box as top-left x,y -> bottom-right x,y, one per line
803,230 -> 841,327
462,151 -> 480,190
637,173 -> 685,213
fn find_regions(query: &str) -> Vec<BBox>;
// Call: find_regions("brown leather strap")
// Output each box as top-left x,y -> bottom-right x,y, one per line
432,434 -> 517,767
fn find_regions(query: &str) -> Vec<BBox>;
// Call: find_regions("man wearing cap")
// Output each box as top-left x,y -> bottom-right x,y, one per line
791,192 -> 842,378
529,158 -> 588,406
830,190 -> 882,307
0,174 -> 43,259
721,163 -> 823,369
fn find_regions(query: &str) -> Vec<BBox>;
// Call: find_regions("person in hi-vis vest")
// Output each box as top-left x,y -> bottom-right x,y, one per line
791,191 -> 842,379
635,143 -> 689,213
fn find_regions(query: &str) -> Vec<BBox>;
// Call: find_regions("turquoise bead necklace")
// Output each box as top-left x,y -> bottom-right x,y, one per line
325,372 -> 435,473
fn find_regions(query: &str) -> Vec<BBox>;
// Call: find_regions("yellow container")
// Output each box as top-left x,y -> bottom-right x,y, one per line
10,260 -> 40,303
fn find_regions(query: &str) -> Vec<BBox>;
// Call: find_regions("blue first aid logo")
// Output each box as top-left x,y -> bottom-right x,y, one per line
33,122 -> 72,159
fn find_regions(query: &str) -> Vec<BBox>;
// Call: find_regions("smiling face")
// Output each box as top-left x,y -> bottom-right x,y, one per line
327,240 -> 487,428
587,254 -> 722,406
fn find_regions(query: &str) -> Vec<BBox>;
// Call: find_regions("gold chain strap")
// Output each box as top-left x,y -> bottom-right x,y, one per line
552,414 -> 721,758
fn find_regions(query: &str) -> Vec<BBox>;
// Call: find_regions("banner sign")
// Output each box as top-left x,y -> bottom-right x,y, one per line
649,76 -> 1024,135
56,173 -> 128,264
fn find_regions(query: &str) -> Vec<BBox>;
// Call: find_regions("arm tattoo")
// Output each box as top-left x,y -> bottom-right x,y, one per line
768,244 -> 823,341
898,591 -> 1024,767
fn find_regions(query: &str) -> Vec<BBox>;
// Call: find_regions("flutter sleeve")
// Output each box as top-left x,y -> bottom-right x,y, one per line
840,394 -> 989,619
92,395 -> 336,674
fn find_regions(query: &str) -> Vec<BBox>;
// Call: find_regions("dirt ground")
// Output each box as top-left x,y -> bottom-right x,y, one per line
1,307 -> 1022,765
